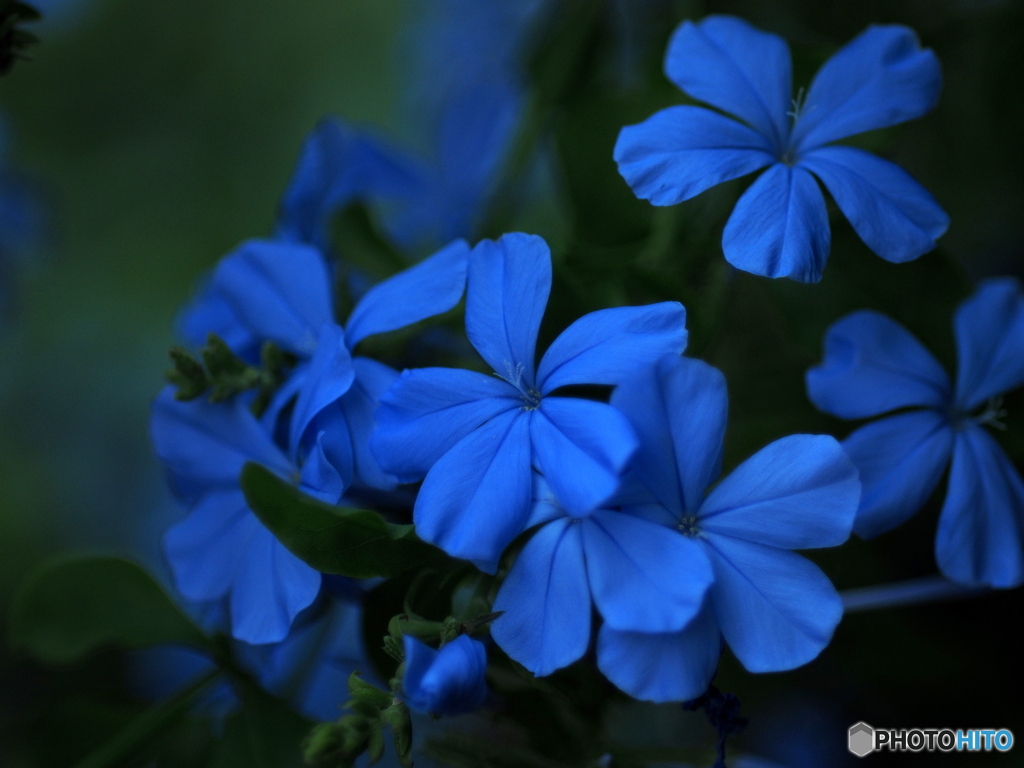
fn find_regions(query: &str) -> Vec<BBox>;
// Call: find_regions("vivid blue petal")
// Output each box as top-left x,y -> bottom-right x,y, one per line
699,435 -> 860,549
792,24 -> 942,151
596,602 -> 720,703
663,16 -> 792,148
344,239 -> 470,347
952,278 -> 1024,411
371,367 -> 519,483
340,357 -> 400,490
151,388 -> 292,502
842,410 -> 954,538
402,635 -> 488,716
298,432 -> 346,504
530,397 -> 638,517
613,106 -> 776,206
310,404 -> 355,493
536,302 -> 688,394
277,118 -> 421,250
582,510 -> 712,633
288,323 -> 355,456
491,518 -> 591,676
210,239 -> 334,356
414,409 -> 533,573
259,361 -> 309,437
176,284 -> 255,354
525,472 -> 568,529
703,535 -> 843,672
465,233 -> 551,386
806,310 -> 951,419
935,426 -> 1024,588
722,163 -> 830,283
611,356 -> 727,518
800,147 -> 948,263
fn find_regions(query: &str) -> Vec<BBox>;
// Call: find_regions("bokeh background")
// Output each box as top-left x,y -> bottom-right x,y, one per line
1,0 -> 1022,766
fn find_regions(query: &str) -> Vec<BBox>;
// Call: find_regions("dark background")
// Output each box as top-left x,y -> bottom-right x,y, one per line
1,0 -> 1021,766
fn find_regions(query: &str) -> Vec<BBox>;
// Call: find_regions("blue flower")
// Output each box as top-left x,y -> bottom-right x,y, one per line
494,355 -> 860,701
614,16 -> 949,282
370,232 -> 687,573
806,278 -> 1024,588
402,634 -> 488,717
153,239 -> 470,642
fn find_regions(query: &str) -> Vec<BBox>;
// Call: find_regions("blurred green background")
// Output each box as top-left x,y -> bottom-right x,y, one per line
1,0 -> 1022,766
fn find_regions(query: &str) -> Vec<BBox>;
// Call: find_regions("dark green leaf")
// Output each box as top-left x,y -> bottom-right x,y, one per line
7,556 -> 211,664
241,463 -> 442,578
210,680 -> 310,768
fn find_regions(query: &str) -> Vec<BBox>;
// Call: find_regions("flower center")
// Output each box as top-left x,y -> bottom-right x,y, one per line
496,361 -> 541,410
678,515 -> 700,538
972,396 -> 1009,431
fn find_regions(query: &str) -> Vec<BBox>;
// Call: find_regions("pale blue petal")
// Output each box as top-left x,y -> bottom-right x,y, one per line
664,15 -> 792,148
491,518 -> 591,676
699,435 -> 860,549
371,367 -> 519,483
596,602 -> 720,703
340,357 -> 400,490
531,397 -> 638,517
953,278 -> 1024,411
703,535 -> 843,673
288,323 -> 355,457
344,239 -> 470,347
582,510 -> 712,633
402,635 -> 488,716
792,24 -> 942,151
723,163 -> 830,283
151,388 -> 292,502
414,409 -> 533,573
614,106 -> 776,206
843,411 -> 954,538
936,426 -> 1024,588
806,310 -> 951,419
298,432 -> 347,504
611,356 -> 727,518
800,147 -> 948,263
466,233 -> 551,386
536,302 -> 688,394
210,239 -> 334,356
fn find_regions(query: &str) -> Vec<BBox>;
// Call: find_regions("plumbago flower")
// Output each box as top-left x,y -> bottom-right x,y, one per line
371,232 -> 687,573
615,16 -> 949,282
402,634 -> 488,717
493,355 -> 860,701
807,278 -> 1024,588
152,239 -> 469,643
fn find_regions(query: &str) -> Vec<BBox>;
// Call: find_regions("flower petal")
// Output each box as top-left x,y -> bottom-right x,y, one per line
596,603 -> 720,703
289,323 -> 356,456
799,147 -> 948,263
298,431 -> 347,504
150,388 -> 292,502
806,310 -> 951,419
491,518 -> 591,676
531,397 -> 638,517
723,163 -> 830,283
664,15 -> 792,148
952,278 -> 1024,411
344,239 -> 470,347
466,233 -> 551,386
414,409 -> 533,573
842,410 -> 954,539
210,239 -> 334,356
582,510 -> 713,632
703,535 -> 843,673
402,634 -> 488,716
614,106 -> 776,206
525,472 -> 568,529
371,367 -> 519,483
177,283 -> 256,354
537,302 -> 688,394
276,118 -> 421,250
699,435 -> 860,550
935,426 -> 1024,588
611,355 -> 727,518
340,357 -> 400,490
792,24 -> 942,151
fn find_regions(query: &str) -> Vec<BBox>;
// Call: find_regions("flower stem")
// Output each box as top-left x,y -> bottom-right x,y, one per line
841,575 -> 989,613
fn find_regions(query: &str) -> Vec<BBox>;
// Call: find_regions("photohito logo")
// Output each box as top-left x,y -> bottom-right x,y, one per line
848,723 -> 1014,757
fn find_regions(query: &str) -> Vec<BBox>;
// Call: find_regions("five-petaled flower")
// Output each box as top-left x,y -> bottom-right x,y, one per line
615,16 -> 949,282
807,278 -> 1024,589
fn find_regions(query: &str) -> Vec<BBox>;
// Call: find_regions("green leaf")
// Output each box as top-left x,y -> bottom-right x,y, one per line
241,463 -> 442,578
8,555 -> 211,664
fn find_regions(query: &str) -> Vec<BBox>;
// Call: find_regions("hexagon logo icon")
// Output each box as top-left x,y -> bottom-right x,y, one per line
848,722 -> 875,757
